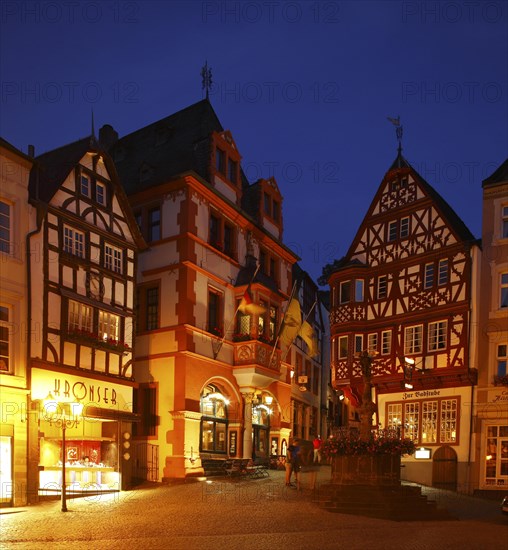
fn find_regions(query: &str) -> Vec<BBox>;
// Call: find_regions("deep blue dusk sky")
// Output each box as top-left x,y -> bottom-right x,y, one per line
1,1 -> 507,283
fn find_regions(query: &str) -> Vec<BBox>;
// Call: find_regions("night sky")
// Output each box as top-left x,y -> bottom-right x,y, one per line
1,1 -> 506,283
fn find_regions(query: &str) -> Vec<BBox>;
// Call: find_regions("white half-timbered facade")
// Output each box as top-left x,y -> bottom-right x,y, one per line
27,138 -> 144,499
328,153 -> 480,492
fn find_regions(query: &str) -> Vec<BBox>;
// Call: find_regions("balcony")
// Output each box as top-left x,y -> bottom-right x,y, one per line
233,338 -> 281,372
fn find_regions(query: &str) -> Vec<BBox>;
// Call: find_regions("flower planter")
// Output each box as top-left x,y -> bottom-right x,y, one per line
331,454 -> 401,486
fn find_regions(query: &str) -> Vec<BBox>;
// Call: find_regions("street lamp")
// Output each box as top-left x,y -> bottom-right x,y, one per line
42,393 -> 83,512
402,357 -> 425,390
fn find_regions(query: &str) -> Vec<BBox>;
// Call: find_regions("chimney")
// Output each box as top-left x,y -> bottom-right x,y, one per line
28,144 -> 35,157
98,124 -> 119,150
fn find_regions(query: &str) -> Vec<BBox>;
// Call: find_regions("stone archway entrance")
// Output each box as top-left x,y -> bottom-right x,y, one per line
432,445 -> 457,490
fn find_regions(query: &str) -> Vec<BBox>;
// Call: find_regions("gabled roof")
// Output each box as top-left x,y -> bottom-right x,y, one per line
28,136 -> 146,250
28,136 -> 97,202
110,99 -> 225,195
482,158 -> 508,187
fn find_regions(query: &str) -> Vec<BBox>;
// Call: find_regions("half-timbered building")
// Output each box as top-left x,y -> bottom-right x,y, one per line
327,150 -> 480,492
26,137 -> 144,500
0,138 -> 33,506
474,158 -> 508,496
107,99 -> 312,480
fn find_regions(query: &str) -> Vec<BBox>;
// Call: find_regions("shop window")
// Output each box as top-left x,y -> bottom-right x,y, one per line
428,320 -> 447,351
200,386 -> 228,453
404,402 -> 420,443
386,403 -> 402,431
0,305 -> 10,373
440,399 -> 457,443
63,225 -> 85,258
404,325 -> 422,354
484,425 -> 508,486
0,200 -> 11,254
105,243 -> 123,274
421,401 -> 438,443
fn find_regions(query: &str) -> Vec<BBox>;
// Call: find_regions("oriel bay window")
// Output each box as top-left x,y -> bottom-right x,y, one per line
200,386 -> 228,454
68,300 -> 92,335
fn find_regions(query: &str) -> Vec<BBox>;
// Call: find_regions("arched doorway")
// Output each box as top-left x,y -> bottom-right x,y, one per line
432,445 -> 457,490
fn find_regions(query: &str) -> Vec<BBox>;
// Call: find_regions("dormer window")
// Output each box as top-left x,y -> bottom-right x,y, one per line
228,158 -> 238,184
216,148 -> 225,175
263,192 -> 281,223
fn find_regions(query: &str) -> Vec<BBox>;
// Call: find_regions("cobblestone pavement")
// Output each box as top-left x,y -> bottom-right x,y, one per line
1,467 -> 506,550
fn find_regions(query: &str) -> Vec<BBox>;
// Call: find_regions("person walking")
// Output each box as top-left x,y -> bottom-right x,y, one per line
312,435 -> 322,464
285,439 -> 301,489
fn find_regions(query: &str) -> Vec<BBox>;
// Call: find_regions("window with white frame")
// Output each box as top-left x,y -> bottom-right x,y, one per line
105,243 -> 123,274
0,200 -> 11,254
99,310 -> 120,343
80,173 -> 90,197
484,424 -> 508,486
367,333 -> 378,353
502,205 -> 508,239
68,300 -> 92,334
400,217 -> 410,238
440,399 -> 457,443
377,275 -> 387,299
421,401 -> 438,443
96,182 -> 106,206
381,330 -> 392,355
63,226 -> 85,258
424,263 -> 434,289
338,336 -> 348,359
438,259 -> 448,285
428,320 -> 447,351
388,398 -> 459,445
404,325 -> 422,354
496,344 -> 507,378
388,221 -> 397,242
0,305 -> 11,372
501,273 -> 508,309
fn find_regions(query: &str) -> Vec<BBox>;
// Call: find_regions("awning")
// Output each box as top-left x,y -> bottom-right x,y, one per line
83,406 -> 141,422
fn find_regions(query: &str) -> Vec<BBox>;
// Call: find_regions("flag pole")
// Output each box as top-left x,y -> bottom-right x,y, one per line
268,280 -> 298,368
281,298 -> 318,363
213,264 -> 260,360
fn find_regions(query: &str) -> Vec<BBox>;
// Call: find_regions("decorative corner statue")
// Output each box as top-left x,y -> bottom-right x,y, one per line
358,350 -> 377,441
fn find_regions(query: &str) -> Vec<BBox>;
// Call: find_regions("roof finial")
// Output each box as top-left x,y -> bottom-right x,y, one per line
90,109 -> 97,146
387,115 -> 403,155
201,61 -> 213,100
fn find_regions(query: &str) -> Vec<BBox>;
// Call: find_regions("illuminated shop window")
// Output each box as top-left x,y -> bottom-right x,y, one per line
200,386 -> 228,454
484,425 -> 508,486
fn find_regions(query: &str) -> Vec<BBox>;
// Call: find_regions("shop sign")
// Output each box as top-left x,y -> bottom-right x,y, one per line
31,368 -> 133,411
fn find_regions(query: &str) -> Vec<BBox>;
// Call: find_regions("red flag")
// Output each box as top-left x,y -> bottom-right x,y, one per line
238,286 -> 265,315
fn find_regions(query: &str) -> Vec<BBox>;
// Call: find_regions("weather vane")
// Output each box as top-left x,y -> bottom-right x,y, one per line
201,61 -> 213,99
387,115 -> 403,154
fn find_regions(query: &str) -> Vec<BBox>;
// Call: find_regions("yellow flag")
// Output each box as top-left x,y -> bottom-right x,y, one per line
279,298 -> 302,347
299,320 -> 318,357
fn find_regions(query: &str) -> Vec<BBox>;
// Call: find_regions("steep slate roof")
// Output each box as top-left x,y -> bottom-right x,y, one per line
27,135 -> 145,249
28,136 -> 96,202
482,158 -> 508,187
110,99 -> 225,195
